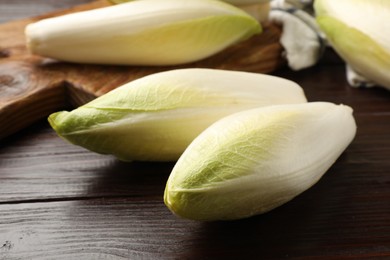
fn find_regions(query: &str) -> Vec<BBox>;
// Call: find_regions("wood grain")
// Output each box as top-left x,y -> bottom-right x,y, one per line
0,0 -> 95,23
1,195 -> 388,260
0,124 -> 173,203
0,0 -> 284,140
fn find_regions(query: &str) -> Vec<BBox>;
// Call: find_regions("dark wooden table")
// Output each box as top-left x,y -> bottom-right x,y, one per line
1,1 -> 389,259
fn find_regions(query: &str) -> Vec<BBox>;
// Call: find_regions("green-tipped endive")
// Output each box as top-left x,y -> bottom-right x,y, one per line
48,68 -> 307,161
25,0 -> 261,65
315,0 -> 390,90
164,102 -> 356,221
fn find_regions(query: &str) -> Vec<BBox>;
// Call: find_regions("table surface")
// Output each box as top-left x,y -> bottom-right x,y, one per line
1,1 -> 390,259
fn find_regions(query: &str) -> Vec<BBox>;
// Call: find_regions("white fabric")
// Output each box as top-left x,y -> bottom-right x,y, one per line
269,0 -> 325,70
269,0 -> 372,87
346,65 -> 375,88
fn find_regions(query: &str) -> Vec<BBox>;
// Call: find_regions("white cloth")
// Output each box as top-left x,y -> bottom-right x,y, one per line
346,65 -> 376,88
269,0 -> 326,70
270,0 -> 373,88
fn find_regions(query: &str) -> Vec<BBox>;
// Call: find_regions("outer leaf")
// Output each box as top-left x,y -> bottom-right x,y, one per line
48,68 -> 307,161
164,102 -> 356,221
315,0 -> 390,53
26,0 -> 261,65
315,0 -> 390,89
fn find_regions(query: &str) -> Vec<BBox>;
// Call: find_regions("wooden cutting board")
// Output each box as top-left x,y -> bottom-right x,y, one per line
0,0 -> 284,140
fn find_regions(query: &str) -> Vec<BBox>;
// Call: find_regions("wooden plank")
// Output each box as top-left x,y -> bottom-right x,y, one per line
0,122 -> 174,203
0,195 -> 389,259
0,0 -> 95,23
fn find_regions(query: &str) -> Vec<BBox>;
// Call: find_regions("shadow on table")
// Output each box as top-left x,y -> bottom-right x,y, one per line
87,159 -> 175,199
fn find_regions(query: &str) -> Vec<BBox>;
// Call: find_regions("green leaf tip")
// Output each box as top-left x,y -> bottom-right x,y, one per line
164,102 -> 356,221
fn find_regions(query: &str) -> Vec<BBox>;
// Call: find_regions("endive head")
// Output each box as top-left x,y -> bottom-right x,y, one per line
26,0 -> 261,65
315,0 -> 390,90
164,102 -> 357,221
48,68 -> 307,162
